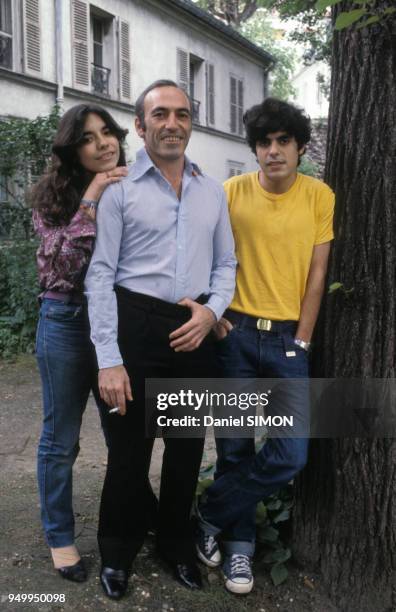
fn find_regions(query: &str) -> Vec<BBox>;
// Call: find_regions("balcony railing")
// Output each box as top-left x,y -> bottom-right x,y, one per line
191,98 -> 200,124
91,63 -> 110,96
0,33 -> 12,69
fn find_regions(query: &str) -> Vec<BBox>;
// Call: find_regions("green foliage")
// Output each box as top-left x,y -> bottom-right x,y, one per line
298,156 -> 321,178
0,239 -> 39,359
256,485 -> 293,585
195,1 -> 270,27
0,106 -> 60,359
328,281 -> 354,295
315,0 -> 395,30
197,460 -> 293,586
0,105 -> 60,194
195,0 -> 331,79
239,12 -> 297,99
257,1 -> 331,64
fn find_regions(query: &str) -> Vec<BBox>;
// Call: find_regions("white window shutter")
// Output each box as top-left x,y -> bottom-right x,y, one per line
238,79 -> 244,135
230,76 -> 237,134
22,0 -> 41,75
206,62 -> 215,126
71,0 -> 90,90
118,19 -> 131,101
177,48 -> 189,93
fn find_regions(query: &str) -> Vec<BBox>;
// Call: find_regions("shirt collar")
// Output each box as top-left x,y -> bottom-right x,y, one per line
129,147 -> 203,181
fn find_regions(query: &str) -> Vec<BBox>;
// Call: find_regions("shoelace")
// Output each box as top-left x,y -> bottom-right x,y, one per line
230,554 -> 251,576
204,534 -> 217,554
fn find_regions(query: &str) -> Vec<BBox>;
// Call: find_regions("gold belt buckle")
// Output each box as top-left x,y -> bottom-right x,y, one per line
257,318 -> 272,331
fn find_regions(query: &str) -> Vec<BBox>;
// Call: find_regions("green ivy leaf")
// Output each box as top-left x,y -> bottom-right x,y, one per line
257,525 -> 279,543
315,0 -> 342,11
195,478 -> 213,497
384,7 -> 396,15
255,501 -> 268,525
270,563 -> 289,586
328,281 -> 343,293
266,498 -> 282,511
272,509 -> 291,524
335,9 -> 367,30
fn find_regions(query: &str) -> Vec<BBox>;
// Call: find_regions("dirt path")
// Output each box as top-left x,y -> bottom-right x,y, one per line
0,355 -> 337,612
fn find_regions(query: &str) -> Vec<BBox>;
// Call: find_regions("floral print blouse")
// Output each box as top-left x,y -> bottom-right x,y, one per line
33,209 -> 96,294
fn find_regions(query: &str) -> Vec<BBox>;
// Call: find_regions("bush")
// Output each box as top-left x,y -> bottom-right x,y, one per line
0,238 -> 39,359
0,106 -> 60,359
299,155 -> 320,178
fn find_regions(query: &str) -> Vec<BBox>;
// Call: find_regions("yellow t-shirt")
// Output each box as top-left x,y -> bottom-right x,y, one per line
225,171 -> 335,321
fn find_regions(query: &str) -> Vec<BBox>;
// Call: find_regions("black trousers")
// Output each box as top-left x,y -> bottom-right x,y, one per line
98,287 -> 217,569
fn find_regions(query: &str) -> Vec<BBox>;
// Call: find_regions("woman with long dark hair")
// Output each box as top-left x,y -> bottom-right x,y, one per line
31,104 -> 128,582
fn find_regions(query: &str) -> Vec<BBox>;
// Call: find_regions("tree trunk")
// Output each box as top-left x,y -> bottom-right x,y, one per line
294,3 -> 396,611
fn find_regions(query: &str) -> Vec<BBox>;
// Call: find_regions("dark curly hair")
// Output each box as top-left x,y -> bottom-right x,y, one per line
31,104 -> 128,226
243,97 -> 311,156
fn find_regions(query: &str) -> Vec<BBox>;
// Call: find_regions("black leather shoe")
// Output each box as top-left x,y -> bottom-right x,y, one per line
100,566 -> 128,600
57,559 -> 87,583
172,562 -> 203,590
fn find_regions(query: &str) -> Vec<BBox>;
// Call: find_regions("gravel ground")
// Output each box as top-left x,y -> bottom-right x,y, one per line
0,355 -> 338,612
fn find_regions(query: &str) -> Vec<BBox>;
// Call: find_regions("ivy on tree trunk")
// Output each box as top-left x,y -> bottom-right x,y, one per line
293,2 -> 396,611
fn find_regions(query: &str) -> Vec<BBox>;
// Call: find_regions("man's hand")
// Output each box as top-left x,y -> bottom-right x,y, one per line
98,364 -> 132,416
213,317 -> 233,340
169,298 -> 216,352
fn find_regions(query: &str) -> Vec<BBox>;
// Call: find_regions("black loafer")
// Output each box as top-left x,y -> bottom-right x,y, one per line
172,562 -> 203,590
57,559 -> 87,583
100,566 -> 128,600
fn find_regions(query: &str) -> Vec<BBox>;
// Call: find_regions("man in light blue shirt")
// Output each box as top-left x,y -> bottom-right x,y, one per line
85,80 -> 236,600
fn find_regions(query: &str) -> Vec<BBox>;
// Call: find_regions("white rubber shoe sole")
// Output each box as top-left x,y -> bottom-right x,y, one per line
196,543 -> 222,568
222,571 -> 254,595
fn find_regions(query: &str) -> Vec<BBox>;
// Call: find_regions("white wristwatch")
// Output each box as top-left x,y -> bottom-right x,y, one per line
294,338 -> 311,351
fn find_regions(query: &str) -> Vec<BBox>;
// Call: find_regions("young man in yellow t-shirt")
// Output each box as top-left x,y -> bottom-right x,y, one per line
196,98 -> 335,594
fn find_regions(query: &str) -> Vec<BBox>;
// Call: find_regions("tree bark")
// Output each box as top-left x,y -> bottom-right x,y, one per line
294,3 -> 396,611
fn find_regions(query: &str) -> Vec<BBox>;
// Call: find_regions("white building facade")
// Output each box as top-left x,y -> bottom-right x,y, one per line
0,0 -> 274,180
292,61 -> 330,119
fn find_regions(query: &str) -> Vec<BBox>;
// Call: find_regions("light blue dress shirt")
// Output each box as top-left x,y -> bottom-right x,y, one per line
85,147 -> 236,369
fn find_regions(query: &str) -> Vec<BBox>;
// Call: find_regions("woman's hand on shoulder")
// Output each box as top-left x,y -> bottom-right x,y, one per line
82,166 -> 128,203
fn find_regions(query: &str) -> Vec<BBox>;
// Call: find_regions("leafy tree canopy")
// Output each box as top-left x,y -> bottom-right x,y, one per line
196,1 -> 394,63
238,12 -> 297,99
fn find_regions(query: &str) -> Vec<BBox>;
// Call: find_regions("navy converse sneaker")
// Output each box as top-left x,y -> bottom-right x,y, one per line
196,526 -> 222,568
222,553 -> 253,594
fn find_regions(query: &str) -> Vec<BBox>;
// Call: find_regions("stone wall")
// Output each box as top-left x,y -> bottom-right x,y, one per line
307,118 -> 328,178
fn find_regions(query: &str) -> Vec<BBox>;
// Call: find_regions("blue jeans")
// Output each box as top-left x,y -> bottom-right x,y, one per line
36,298 -> 99,548
199,320 -> 309,557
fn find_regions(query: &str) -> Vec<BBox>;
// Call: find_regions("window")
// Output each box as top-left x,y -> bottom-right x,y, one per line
177,49 -> 214,126
92,16 -> 103,65
0,0 -> 41,76
177,49 -> 204,125
91,14 -> 110,96
227,160 -> 245,179
0,0 -> 12,69
71,1 -> 131,101
230,76 -> 244,136
189,54 -> 203,124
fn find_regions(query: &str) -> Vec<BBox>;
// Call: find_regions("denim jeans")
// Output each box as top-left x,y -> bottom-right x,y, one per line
36,298 -> 98,548
199,320 -> 309,557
